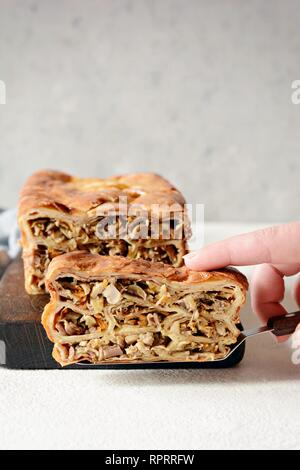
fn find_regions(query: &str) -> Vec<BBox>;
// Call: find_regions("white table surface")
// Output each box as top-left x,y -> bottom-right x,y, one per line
0,222 -> 299,450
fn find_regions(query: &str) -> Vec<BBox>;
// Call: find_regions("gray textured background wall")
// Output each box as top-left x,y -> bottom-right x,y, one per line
0,0 -> 299,222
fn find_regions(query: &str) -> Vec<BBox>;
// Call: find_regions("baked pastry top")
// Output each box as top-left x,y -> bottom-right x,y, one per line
19,170 -> 186,218
46,250 -> 248,290
42,252 -> 248,366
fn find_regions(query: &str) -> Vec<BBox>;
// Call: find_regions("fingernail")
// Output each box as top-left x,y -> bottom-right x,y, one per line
183,251 -> 198,260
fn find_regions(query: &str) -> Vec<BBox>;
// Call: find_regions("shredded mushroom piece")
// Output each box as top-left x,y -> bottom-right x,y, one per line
126,284 -> 147,300
102,284 -> 122,304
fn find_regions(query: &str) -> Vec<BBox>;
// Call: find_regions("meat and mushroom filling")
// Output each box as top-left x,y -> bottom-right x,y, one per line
27,217 -> 186,289
29,245 -> 65,290
28,216 -> 187,244
52,277 -> 241,364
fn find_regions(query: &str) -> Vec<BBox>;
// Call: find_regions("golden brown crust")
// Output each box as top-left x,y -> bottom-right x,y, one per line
18,169 -> 186,219
46,251 -> 248,292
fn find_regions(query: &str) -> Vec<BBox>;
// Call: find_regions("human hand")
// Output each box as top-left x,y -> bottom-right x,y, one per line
184,222 -> 300,337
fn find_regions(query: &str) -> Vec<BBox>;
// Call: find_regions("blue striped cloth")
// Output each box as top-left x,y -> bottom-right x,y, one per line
0,208 -> 20,258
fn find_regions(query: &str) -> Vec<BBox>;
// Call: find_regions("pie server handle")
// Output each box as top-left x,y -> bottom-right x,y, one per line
267,310 -> 300,336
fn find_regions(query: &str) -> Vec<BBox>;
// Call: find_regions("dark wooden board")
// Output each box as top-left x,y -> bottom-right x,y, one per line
0,259 -> 245,369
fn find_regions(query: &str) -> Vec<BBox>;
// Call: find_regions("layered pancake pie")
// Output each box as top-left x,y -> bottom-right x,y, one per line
42,252 -> 248,366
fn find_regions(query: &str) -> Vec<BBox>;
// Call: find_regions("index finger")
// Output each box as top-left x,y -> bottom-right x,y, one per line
184,222 -> 300,270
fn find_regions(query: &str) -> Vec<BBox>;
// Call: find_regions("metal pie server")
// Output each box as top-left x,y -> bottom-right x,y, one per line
217,310 -> 300,361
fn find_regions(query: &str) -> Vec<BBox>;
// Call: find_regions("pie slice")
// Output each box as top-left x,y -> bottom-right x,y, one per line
42,252 -> 248,366
18,170 -> 191,294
